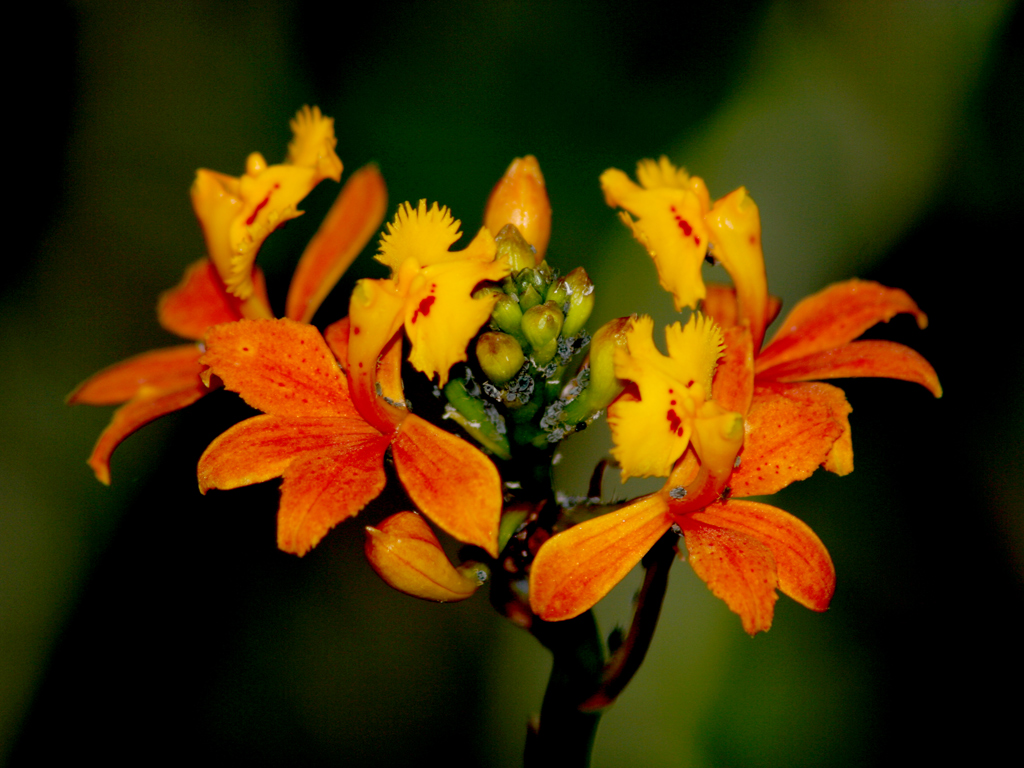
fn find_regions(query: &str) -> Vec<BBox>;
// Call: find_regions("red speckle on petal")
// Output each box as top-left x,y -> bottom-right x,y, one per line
353,326 -> 361,335
677,219 -> 693,236
694,235 -> 701,246
246,195 -> 271,226
411,295 -> 436,324
749,234 -> 757,245
666,409 -> 683,434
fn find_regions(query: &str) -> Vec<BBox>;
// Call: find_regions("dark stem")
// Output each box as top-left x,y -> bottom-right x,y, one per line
581,526 -> 678,711
525,611 -> 605,768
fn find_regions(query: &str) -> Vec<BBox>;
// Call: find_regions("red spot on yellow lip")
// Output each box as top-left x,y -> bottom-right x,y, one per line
246,195 -> 271,226
411,295 -> 436,324
666,408 -> 683,435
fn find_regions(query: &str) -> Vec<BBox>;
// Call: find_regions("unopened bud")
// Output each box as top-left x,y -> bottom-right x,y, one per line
365,512 -> 487,602
518,283 -> 544,312
484,156 -> 552,260
560,267 -> 595,337
494,224 -> 537,271
477,332 -> 526,385
584,316 -> 632,411
522,301 -> 564,352
492,293 -> 524,335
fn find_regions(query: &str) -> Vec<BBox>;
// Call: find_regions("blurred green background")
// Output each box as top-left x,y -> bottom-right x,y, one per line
3,1 -> 1022,765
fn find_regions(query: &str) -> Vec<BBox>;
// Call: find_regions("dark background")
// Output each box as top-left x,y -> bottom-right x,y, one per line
3,1 -> 1021,765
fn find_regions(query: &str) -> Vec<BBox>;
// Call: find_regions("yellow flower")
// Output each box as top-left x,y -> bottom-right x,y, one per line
349,201 -> 510,392
601,157 -> 769,349
608,313 -> 743,479
191,106 -> 343,309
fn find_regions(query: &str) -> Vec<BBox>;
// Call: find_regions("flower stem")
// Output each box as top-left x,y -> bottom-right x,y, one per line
526,611 -> 605,768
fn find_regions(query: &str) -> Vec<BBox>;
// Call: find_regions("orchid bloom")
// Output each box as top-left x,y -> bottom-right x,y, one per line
347,200 -> 511,431
196,317 -> 502,557
530,157 -> 940,633
191,106 -> 344,316
69,107 -> 387,485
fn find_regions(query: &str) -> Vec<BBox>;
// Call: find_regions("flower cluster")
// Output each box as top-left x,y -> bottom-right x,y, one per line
71,112 -> 940,631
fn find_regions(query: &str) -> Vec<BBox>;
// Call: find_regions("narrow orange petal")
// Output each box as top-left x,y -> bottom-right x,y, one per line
679,518 -> 777,635
285,164 -> 388,323
713,325 -> 754,415
277,436 -> 392,555
529,495 -> 674,622
757,279 -> 928,372
197,413 -> 382,493
729,381 -> 849,498
201,318 -> 357,418
693,500 -> 835,612
391,414 -> 502,557
157,259 -> 268,339
86,381 -> 210,485
68,345 -> 204,406
757,340 -> 942,398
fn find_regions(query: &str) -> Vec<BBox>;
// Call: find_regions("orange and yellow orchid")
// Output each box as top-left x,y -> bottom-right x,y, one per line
196,317 -> 502,557
69,107 -> 387,485
530,157 -> 940,634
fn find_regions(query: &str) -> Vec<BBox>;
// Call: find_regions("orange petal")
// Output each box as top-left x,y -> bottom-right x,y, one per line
729,381 -> 850,497
757,340 -> 942,398
277,436 -> 392,555
285,164 -> 388,323
713,325 -> 754,415
365,512 -> 484,602
693,500 -> 835,612
157,259 -> 268,339
86,381 -> 210,485
702,284 -> 782,337
201,318 -> 357,418
391,414 -> 502,557
679,517 -> 777,635
484,155 -> 552,260
197,413 -> 382,493
68,345 -> 204,406
704,187 -> 770,351
757,280 -> 928,372
529,494 -> 674,622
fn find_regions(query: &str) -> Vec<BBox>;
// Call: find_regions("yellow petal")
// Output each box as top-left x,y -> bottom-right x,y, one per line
192,107 -> 343,302
601,159 -> 711,311
608,314 -> 729,479
376,200 -> 466,272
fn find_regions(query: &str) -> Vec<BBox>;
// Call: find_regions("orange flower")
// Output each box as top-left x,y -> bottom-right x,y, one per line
531,161 -> 941,633
69,145 -> 387,484
196,317 -> 502,557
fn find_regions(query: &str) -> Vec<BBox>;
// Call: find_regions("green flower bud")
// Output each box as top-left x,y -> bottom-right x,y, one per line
495,224 -> 537,271
444,378 -> 511,459
477,332 -> 526,385
492,293 -> 524,334
560,316 -> 631,424
522,301 -> 564,352
560,267 -> 595,337
518,283 -> 544,312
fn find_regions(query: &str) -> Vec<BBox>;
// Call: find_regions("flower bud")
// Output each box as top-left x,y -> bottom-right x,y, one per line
494,224 -> 537,272
559,267 -> 595,337
484,156 -> 552,260
365,512 -> 487,602
583,316 -> 632,410
522,301 -> 564,352
517,283 -> 544,312
492,293 -> 524,335
477,332 -> 526,385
